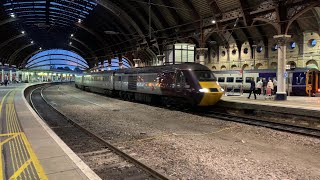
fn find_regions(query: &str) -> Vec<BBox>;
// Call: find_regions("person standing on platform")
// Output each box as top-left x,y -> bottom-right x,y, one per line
267,79 -> 274,94
273,78 -> 277,95
262,78 -> 267,95
248,78 -> 257,99
256,78 -> 263,95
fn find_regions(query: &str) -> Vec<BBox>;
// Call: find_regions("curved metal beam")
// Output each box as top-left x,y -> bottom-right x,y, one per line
21,49 -> 42,67
8,44 -> 35,65
285,2 -> 320,34
0,17 -> 18,27
98,0 -> 144,37
68,45 -> 88,59
75,23 -> 106,46
0,34 -> 26,50
71,37 -> 97,58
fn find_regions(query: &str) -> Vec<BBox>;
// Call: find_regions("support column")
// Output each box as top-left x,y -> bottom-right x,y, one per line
133,59 -> 141,68
118,55 -> 123,69
252,45 -> 257,70
1,69 -> 4,82
273,34 -> 291,101
107,57 -> 112,71
157,55 -> 165,66
9,70 -> 12,82
196,48 -> 208,65
100,60 -> 105,71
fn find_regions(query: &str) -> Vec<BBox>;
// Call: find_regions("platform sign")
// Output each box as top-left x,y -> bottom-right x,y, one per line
284,71 -> 288,78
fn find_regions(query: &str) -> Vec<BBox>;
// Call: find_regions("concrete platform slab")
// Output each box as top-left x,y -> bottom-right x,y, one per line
0,84 -> 101,180
218,93 -> 320,117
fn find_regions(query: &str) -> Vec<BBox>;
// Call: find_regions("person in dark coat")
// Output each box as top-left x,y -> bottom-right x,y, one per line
248,78 -> 256,99
262,78 -> 267,95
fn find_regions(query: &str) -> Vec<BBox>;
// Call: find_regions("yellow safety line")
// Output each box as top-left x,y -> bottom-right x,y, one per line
10,104 -> 27,179
0,90 -> 14,180
21,133 -> 48,180
0,133 -> 17,137
0,134 -> 18,146
7,105 -> 17,179
0,145 -> 2,180
8,92 -> 31,179
11,104 -> 32,179
9,159 -> 32,180
17,135 -> 32,179
0,89 -> 12,119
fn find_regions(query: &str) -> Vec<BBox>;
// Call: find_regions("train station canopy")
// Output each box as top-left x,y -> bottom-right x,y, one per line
0,0 -> 320,68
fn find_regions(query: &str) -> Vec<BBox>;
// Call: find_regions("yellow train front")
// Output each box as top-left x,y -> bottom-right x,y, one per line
158,63 -> 224,106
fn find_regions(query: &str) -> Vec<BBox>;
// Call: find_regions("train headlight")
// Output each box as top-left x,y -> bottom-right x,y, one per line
199,88 -> 210,93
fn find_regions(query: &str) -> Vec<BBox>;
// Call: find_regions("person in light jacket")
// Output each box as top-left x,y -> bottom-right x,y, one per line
256,79 -> 263,95
266,79 -> 274,96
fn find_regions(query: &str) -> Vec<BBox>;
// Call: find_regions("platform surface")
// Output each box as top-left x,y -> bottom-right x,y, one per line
220,93 -> 320,116
0,84 -> 100,180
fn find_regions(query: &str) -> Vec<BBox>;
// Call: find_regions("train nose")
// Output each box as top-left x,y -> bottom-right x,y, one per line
197,82 -> 223,106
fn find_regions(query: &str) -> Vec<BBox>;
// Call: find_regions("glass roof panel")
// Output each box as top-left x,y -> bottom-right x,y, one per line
2,0 -> 97,27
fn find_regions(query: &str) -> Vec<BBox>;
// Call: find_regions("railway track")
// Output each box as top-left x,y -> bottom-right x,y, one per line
195,110 -> 320,138
29,85 -> 168,180
53,83 -> 320,139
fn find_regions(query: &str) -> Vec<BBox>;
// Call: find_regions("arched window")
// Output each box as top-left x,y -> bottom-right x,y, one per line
101,58 -> 132,70
26,49 -> 89,71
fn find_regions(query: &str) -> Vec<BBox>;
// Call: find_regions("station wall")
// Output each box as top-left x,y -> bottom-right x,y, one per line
203,31 -> 320,71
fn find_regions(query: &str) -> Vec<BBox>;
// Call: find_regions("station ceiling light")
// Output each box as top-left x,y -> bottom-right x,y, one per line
39,47 -> 42,50
211,20 -> 216,24
10,13 -> 15,18
31,41 -> 34,44
69,42 -> 72,45
71,34 -> 74,37
21,31 -> 25,34
78,19 -> 82,23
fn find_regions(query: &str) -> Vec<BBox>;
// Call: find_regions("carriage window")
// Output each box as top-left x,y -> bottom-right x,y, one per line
235,77 -> 243,83
227,77 -> 234,83
246,77 -> 253,83
218,77 -> 225,82
194,71 -> 217,81
176,71 -> 186,88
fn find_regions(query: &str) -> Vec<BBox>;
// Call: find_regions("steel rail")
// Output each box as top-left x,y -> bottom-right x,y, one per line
29,84 -> 168,180
196,111 -> 320,138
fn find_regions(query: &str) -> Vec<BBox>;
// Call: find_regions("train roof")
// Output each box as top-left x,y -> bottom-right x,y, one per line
213,67 -> 318,74
86,63 -> 210,75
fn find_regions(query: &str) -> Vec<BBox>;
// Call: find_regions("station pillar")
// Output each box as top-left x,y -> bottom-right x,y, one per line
273,34 -> 291,101
157,55 -> 165,66
107,57 -> 112,71
196,48 -> 208,65
9,70 -> 12,82
133,59 -> 141,68
1,69 -> 4,82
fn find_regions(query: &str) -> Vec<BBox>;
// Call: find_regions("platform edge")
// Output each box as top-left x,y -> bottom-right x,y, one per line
20,84 -> 102,180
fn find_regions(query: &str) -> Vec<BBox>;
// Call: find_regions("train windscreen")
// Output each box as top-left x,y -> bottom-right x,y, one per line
194,71 -> 217,81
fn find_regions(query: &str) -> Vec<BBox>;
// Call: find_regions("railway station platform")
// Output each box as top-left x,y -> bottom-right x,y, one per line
0,84 -> 100,180
218,93 -> 320,118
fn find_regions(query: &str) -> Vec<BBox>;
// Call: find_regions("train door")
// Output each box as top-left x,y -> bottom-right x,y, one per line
175,70 -> 186,95
306,70 -> 319,96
